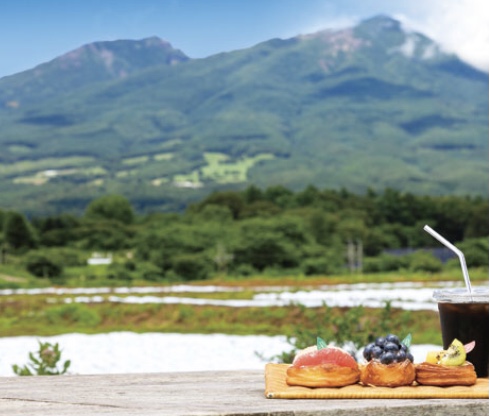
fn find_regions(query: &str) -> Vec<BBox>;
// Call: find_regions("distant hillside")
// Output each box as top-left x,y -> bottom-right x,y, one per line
0,15 -> 487,216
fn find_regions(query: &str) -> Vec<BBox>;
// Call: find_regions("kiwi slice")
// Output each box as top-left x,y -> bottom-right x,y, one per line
438,338 -> 466,366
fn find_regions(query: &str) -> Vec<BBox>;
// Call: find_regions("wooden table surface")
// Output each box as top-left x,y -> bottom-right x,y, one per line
1,370 -> 488,415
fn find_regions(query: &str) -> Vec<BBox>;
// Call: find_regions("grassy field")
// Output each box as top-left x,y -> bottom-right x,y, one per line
0,150 -> 276,190
0,292 -> 442,345
201,152 -> 275,183
170,152 -> 276,186
2,264 -> 488,289
2,268 -> 486,346
0,156 -> 96,176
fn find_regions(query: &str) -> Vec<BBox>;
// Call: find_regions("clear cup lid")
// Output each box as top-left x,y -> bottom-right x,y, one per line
433,287 -> 489,303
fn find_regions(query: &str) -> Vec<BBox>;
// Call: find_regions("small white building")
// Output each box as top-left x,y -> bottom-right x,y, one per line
87,253 -> 113,266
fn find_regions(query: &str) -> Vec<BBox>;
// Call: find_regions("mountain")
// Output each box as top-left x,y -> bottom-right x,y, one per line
0,15 -> 487,216
0,37 -> 188,107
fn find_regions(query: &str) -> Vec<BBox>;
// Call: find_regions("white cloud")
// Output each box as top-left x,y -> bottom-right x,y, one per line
298,0 -> 489,72
396,0 -> 489,71
397,35 -> 417,58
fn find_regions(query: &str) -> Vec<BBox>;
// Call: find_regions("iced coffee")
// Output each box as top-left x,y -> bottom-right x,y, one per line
434,288 -> 489,378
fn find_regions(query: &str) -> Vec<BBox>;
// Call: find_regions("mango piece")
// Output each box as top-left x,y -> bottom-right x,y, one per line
426,350 -> 442,364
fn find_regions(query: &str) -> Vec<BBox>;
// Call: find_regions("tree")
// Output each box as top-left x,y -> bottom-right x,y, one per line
3,211 -> 37,252
213,243 -> 234,274
84,194 -> 135,224
464,202 -> 489,238
233,217 -> 302,271
197,191 -> 244,220
264,185 -> 294,208
305,209 -> 337,246
295,185 -> 321,207
31,214 -> 81,247
76,220 -> 134,251
242,185 -> 264,204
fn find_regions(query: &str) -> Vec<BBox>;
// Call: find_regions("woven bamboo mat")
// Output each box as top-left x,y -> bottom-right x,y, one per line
265,363 -> 489,399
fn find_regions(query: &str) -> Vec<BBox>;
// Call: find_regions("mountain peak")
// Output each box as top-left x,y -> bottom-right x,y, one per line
56,37 -> 188,75
0,37 -> 189,107
358,14 -> 402,31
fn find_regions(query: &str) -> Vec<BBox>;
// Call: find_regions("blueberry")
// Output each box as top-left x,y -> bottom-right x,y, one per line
380,352 -> 395,364
384,342 -> 399,352
406,353 -> 414,363
363,343 -> 375,360
371,346 -> 383,359
375,337 -> 386,347
395,350 -> 407,362
400,343 -> 408,352
385,334 -> 400,345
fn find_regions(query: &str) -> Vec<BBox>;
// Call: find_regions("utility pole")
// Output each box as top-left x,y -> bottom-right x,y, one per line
347,240 -> 355,273
346,239 -> 363,273
356,239 -> 363,273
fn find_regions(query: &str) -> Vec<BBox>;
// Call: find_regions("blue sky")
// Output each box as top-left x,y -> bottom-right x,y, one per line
1,0 -> 488,79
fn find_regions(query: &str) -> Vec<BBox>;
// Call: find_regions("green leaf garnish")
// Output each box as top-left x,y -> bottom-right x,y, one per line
317,336 -> 327,350
401,333 -> 412,348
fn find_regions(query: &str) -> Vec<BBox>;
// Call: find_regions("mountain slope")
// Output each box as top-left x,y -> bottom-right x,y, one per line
0,16 -> 487,215
0,37 -> 188,107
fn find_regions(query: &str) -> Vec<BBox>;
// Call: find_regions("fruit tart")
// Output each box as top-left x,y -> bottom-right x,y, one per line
416,339 -> 477,386
360,334 -> 416,387
286,337 -> 360,387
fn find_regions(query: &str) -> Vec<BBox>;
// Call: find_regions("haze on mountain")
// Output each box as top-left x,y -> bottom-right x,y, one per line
0,15 -> 487,216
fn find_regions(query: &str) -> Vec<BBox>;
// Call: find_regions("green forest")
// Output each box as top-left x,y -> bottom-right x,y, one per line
1,185 -> 488,287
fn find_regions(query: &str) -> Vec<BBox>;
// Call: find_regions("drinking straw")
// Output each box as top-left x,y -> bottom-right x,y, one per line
423,225 -> 472,294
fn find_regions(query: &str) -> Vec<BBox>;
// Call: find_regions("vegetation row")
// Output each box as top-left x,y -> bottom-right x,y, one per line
1,185 -> 488,286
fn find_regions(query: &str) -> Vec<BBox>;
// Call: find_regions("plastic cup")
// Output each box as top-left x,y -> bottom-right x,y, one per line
433,287 -> 489,378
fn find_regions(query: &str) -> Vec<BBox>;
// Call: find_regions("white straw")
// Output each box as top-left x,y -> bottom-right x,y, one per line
423,225 -> 472,294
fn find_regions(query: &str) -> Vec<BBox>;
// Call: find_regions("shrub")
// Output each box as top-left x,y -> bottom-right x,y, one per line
25,252 -> 63,278
106,263 -> 134,282
35,247 -> 87,267
302,258 -> 332,275
457,238 -> 489,267
408,251 -> 443,273
45,303 -> 101,327
362,257 -> 381,273
172,253 -> 212,281
232,263 -> 256,277
123,260 -> 137,271
301,246 -> 345,275
55,248 -> 87,267
12,341 -> 71,376
363,254 -> 408,273
139,262 -> 165,282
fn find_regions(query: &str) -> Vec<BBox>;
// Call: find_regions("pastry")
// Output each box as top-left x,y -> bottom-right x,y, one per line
360,334 -> 415,387
415,339 -> 477,386
416,361 -> 477,386
286,338 -> 360,387
360,359 -> 416,387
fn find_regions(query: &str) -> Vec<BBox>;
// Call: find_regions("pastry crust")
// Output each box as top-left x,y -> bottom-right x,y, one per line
360,359 -> 415,387
286,363 -> 360,387
415,361 -> 477,386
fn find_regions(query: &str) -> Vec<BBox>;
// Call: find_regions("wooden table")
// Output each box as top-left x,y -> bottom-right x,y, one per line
1,370 -> 488,415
